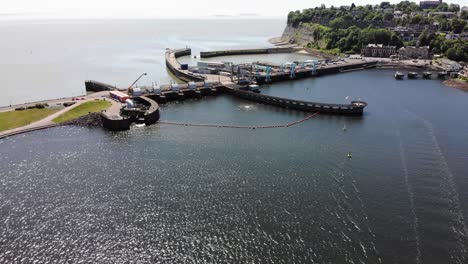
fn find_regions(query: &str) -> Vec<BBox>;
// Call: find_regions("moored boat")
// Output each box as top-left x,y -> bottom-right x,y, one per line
408,72 -> 418,79
394,71 -> 404,80
438,71 -> 447,79
248,84 -> 261,93
423,72 -> 432,79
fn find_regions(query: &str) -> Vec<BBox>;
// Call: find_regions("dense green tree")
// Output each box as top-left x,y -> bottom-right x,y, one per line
437,3 -> 449,12
373,14 -> 384,20
395,1 -> 420,12
450,19 -> 467,34
383,12 -> 394,21
410,14 -> 423,24
430,35 -> 468,62
448,4 -> 460,12
461,11 -> 468,20
380,2 -> 391,9
418,29 -> 435,46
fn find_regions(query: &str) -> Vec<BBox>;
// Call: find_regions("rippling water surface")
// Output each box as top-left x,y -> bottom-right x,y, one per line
1,19 -> 468,264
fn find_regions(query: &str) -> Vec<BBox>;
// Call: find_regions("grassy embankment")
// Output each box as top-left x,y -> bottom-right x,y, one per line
53,100 -> 111,123
0,108 -> 60,132
444,76 -> 468,91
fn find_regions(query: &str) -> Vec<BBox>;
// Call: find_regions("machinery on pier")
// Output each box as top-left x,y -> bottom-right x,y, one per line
252,64 -> 273,82
301,60 -> 319,75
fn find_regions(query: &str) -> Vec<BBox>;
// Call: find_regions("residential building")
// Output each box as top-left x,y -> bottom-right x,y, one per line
383,8 -> 394,13
445,33 -> 468,40
398,46 -> 431,60
391,26 -> 422,42
361,44 -> 397,58
428,11 -> 457,18
394,11 -> 404,19
419,0 -> 442,9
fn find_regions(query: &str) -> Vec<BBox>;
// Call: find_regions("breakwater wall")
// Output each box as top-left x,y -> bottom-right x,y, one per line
165,49 -> 205,82
85,80 -> 115,92
200,47 -> 295,58
221,86 -> 367,115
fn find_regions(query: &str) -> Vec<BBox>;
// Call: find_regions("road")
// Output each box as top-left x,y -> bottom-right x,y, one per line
0,92 -> 116,139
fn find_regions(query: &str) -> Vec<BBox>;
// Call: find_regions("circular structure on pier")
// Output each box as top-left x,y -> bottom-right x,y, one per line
351,101 -> 368,108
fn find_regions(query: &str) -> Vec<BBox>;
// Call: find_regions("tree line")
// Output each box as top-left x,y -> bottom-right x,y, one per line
287,1 -> 468,61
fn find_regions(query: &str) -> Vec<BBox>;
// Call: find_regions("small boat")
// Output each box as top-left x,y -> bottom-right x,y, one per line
438,72 -> 447,79
248,84 -> 261,93
347,152 -> 352,159
394,71 -> 404,80
408,72 -> 418,79
342,124 -> 347,131
423,72 -> 432,79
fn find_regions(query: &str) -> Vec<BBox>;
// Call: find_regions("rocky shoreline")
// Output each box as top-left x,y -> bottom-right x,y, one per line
61,112 -> 103,127
444,79 -> 468,91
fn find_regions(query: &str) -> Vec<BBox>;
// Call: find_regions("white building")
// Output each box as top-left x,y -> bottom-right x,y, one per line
398,46 -> 431,60
428,11 -> 457,18
446,33 -> 468,40
394,11 -> 404,18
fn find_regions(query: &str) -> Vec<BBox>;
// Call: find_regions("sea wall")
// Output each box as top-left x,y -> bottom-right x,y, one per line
200,47 -> 295,58
85,80 -> 115,92
101,116 -> 132,131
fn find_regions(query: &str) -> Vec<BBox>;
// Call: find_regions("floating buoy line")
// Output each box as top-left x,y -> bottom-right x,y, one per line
158,112 -> 320,129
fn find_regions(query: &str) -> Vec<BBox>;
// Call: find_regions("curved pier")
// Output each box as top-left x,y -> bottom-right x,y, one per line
221,85 -> 367,115
165,49 -> 206,82
165,48 -> 232,83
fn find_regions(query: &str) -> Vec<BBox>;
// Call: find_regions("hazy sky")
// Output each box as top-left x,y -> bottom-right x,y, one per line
2,0 -> 467,19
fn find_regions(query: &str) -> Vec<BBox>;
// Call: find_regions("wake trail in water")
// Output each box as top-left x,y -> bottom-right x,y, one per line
396,129 -> 422,264
332,131 -> 382,263
404,109 -> 468,262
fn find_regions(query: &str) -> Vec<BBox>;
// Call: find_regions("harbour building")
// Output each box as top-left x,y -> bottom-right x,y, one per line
361,44 -> 396,58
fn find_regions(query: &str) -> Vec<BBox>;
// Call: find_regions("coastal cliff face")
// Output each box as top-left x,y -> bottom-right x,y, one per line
281,24 -> 315,46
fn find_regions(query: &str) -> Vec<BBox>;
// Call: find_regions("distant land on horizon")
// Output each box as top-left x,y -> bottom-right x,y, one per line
2,0 -> 465,20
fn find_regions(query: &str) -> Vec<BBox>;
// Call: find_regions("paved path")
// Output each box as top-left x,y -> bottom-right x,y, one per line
0,92 -> 115,139
0,91 -> 109,113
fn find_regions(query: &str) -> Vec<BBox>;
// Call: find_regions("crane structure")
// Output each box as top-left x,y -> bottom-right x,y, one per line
128,72 -> 147,90
289,63 -> 296,79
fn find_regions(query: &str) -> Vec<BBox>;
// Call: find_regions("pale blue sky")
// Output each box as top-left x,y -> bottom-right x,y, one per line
2,0 -> 466,19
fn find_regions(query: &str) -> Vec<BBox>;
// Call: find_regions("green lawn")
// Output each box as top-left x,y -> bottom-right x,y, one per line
0,108 -> 60,132
53,100 -> 111,123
